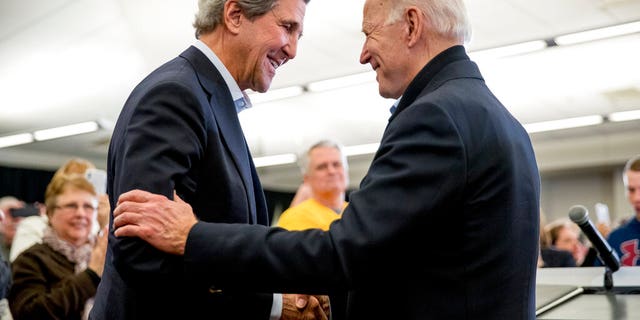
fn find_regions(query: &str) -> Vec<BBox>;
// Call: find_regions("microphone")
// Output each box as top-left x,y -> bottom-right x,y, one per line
568,205 -> 620,272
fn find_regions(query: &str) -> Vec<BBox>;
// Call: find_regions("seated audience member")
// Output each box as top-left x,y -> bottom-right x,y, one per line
277,139 -> 349,320
0,196 -> 27,260
8,174 -> 108,320
545,218 -> 589,266
606,154 -> 640,266
9,158 -> 109,262
538,212 -> 576,268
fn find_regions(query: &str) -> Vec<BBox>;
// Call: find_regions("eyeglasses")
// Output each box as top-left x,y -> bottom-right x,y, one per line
54,202 -> 97,213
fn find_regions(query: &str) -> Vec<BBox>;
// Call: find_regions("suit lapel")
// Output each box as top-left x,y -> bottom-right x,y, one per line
180,46 -> 257,223
209,93 -> 257,224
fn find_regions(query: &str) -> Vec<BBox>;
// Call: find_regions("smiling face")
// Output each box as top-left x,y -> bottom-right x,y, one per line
236,0 -> 306,92
49,187 -> 97,247
360,0 -> 412,99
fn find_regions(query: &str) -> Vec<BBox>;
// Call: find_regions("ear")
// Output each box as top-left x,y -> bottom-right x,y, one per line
223,0 -> 243,35
405,7 -> 423,47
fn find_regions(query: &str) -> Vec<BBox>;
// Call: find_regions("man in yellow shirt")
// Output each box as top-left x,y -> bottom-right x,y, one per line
277,140 -> 349,231
276,139 -> 349,320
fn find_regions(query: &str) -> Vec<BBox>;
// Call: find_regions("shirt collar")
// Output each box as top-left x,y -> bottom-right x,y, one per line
193,40 -> 252,113
390,96 -> 402,115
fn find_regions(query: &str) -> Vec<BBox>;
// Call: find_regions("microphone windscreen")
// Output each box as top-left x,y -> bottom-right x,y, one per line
568,205 -> 589,225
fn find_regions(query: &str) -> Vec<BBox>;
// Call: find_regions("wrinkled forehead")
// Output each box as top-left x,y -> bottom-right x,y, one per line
363,0 -> 391,26
364,0 -> 392,16
55,187 -> 96,202
274,0 -> 307,21
310,146 -> 342,159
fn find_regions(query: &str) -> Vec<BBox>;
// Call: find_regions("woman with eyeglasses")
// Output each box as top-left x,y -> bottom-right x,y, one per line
8,174 -> 108,320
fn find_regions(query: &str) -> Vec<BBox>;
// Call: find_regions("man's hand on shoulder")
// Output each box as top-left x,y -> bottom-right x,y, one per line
113,190 -> 197,255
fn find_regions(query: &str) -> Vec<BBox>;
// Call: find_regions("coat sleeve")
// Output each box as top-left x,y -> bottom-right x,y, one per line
109,81 -> 207,284
183,101 -> 466,293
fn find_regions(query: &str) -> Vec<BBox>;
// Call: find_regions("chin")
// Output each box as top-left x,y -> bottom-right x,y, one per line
253,81 -> 272,93
261,79 -> 274,92
379,89 -> 397,100
378,83 -> 400,99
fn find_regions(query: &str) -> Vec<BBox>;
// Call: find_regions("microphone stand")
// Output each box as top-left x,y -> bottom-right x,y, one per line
569,205 -> 621,292
604,267 -> 614,291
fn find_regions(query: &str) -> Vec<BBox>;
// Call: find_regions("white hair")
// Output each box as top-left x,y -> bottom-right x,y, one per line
387,0 -> 471,43
298,139 -> 349,175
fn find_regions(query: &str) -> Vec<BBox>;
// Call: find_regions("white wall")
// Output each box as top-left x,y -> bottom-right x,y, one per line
540,164 -> 633,229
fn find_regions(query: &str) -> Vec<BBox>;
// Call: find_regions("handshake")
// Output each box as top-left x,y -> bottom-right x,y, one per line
282,294 -> 331,320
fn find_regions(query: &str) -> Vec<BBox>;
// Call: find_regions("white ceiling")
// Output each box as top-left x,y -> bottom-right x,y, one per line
1,0 -> 640,191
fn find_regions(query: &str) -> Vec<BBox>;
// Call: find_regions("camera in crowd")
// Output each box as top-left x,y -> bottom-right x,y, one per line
9,203 -> 41,218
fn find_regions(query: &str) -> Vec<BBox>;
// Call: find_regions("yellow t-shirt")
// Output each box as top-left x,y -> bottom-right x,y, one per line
276,198 -> 347,231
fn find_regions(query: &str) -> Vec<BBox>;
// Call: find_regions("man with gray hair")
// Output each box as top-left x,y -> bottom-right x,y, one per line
606,155 -> 640,266
277,139 -> 350,320
110,0 -> 540,318
91,0 -> 329,319
278,139 -> 349,231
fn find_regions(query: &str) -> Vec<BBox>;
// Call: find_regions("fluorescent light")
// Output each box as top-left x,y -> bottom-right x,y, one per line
247,86 -> 304,104
307,72 -> 376,92
33,121 -> 99,141
253,153 -> 297,168
524,115 -> 604,133
608,109 -> 640,122
469,40 -> 547,60
343,143 -> 380,156
96,118 -> 115,131
555,21 -> 640,45
0,133 -> 34,149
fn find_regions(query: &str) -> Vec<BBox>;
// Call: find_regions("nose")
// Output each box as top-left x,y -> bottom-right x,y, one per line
283,35 -> 298,61
359,40 -> 370,65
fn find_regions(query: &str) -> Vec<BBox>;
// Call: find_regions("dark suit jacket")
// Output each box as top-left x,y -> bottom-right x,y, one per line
182,45 -> 541,319
90,46 -> 272,319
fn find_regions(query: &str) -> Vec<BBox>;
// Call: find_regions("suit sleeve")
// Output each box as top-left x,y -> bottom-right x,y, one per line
110,81 -> 206,284
183,101 -> 466,292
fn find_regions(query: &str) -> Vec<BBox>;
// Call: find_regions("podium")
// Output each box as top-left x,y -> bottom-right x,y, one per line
536,267 -> 640,319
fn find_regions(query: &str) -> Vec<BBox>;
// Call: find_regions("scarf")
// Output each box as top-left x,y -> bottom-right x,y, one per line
42,226 -> 97,319
42,226 -> 94,274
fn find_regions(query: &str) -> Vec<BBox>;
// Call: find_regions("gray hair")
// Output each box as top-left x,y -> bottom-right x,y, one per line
387,0 -> 471,44
298,139 -> 349,175
623,154 -> 640,187
193,0 -> 310,38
